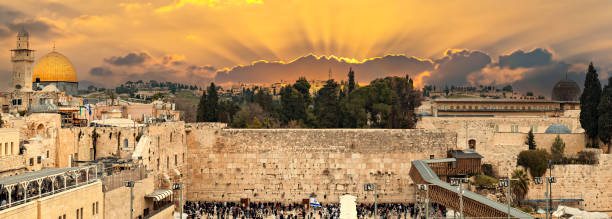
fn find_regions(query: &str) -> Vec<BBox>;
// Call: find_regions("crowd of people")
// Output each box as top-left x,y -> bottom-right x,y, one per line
183,201 -> 447,219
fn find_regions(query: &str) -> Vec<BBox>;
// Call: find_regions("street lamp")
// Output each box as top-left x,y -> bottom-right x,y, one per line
364,183 -> 377,219
417,184 -> 434,219
535,175 -> 556,219
450,177 -> 469,219
125,181 -> 135,219
498,177 -> 517,219
173,182 -> 183,219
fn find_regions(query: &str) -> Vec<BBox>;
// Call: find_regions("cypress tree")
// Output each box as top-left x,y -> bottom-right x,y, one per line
314,79 -> 340,128
348,68 -> 356,93
580,62 -> 602,144
525,128 -> 537,150
196,90 -> 207,122
204,83 -> 219,122
598,77 -> 612,147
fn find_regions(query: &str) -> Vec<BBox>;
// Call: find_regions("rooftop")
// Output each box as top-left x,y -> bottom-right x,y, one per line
448,149 -> 484,159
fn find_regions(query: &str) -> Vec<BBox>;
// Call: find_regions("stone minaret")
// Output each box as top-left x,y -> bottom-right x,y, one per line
11,27 -> 34,91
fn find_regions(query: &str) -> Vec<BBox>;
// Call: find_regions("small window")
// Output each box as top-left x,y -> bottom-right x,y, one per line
174,154 -> 177,165
46,150 -> 49,158
96,202 -> 99,214
30,158 -> 34,166
124,139 -> 129,148
37,156 -> 41,164
17,99 -> 22,105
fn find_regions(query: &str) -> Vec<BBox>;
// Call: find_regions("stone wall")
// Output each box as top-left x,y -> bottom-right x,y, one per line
34,181 -> 103,219
185,126 -> 456,204
417,116 -> 585,177
103,176 -> 154,219
526,152 -> 612,211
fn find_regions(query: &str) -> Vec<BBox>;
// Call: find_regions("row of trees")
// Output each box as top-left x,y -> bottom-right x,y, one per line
580,63 -> 612,148
196,68 -> 423,129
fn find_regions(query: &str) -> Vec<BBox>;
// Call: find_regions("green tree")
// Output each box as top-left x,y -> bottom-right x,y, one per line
517,149 -> 550,178
280,85 -> 306,124
598,77 -> 612,149
247,117 -> 263,128
502,85 -> 513,92
511,169 -> 530,206
204,83 -> 219,122
551,135 -> 566,162
580,62 -> 602,144
196,91 -> 207,122
314,79 -> 340,128
348,68 -> 356,93
525,128 -> 537,150
293,77 -> 312,106
254,89 -> 275,114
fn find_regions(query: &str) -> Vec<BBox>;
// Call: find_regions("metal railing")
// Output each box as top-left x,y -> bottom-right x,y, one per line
101,167 -> 146,192
143,202 -> 174,219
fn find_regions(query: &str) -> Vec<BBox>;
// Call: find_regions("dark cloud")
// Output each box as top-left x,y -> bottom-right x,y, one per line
424,49 -> 492,85
214,54 -> 434,84
104,52 -> 150,66
498,48 -> 553,69
510,62 -> 584,96
89,67 -> 113,76
0,5 -> 59,39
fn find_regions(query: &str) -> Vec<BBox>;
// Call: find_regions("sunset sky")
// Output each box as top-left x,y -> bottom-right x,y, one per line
1,0 -> 612,95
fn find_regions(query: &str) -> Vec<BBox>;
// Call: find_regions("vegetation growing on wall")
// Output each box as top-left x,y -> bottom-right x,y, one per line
517,149 -> 550,178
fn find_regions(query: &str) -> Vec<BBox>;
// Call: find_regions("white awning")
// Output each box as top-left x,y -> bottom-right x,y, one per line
145,189 -> 173,201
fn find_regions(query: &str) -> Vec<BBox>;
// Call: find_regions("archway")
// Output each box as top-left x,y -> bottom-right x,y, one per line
468,139 -> 476,150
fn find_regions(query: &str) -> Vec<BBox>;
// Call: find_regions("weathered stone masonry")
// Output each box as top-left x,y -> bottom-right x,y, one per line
184,126 -> 456,204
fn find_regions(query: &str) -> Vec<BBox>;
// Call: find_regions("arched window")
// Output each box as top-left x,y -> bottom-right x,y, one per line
468,139 -> 476,149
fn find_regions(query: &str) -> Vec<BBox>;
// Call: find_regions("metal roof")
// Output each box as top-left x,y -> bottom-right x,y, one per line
448,150 -> 484,159
423,158 -> 457,163
0,166 -> 91,186
145,189 -> 173,201
545,124 -> 571,134
412,160 -> 534,218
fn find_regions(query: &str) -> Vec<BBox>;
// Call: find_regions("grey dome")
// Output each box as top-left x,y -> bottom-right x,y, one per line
545,124 -> 571,134
551,79 -> 581,101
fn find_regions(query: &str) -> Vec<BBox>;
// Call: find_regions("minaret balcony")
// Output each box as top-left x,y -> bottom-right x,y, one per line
11,54 -> 35,62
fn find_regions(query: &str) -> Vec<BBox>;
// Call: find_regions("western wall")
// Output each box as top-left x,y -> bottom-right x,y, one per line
184,123 -> 456,203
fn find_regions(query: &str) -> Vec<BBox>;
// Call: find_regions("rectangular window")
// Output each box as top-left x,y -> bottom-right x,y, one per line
174,154 -> 177,165
182,153 -> 185,163
37,156 -> 41,164
76,209 -> 80,219
30,158 -> 34,166
47,150 -> 49,158
92,203 -> 95,215
10,142 -> 13,155
63,214 -> 66,219
96,202 -> 99,214
17,99 -> 22,105
167,156 -> 169,168
80,208 -> 83,219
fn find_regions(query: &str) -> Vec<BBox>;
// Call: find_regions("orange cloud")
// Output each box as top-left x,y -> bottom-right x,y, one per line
156,0 -> 263,12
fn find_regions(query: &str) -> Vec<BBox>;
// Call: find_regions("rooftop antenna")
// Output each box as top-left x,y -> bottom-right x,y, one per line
328,67 -> 332,80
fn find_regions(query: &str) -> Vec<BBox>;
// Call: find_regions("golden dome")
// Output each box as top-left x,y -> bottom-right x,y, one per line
32,51 -> 77,83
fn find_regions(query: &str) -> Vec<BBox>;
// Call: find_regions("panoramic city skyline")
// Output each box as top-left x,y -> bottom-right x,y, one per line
1,0 -> 612,95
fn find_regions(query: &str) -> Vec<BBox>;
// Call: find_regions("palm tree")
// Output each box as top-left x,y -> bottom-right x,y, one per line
511,169 -> 530,206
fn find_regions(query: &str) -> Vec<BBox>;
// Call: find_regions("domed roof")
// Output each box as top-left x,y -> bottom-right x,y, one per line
552,79 -> 581,101
33,51 -> 77,83
545,124 -> 571,134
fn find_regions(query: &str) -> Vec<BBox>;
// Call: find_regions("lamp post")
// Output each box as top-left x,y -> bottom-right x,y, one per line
364,183 -> 377,219
450,177 -> 469,219
417,184 -> 434,219
125,181 -> 135,219
173,183 -> 183,219
498,177 -> 517,219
